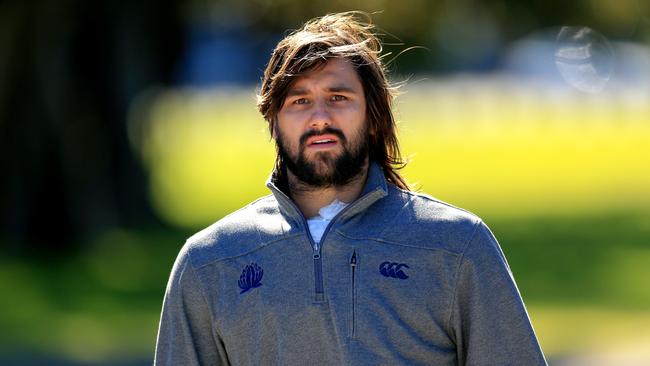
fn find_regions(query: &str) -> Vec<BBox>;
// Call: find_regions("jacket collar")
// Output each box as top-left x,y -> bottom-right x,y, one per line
265,162 -> 389,222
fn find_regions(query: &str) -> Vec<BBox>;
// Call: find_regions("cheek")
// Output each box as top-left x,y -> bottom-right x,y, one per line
275,110 -> 303,137
275,126 -> 301,154
346,101 -> 366,124
342,111 -> 367,136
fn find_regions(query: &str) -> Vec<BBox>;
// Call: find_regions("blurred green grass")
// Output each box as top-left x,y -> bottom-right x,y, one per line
492,211 -> 650,308
0,228 -> 189,363
1,211 -> 649,363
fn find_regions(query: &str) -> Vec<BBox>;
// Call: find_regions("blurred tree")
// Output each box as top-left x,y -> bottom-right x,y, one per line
178,0 -> 647,74
0,1 -> 184,256
1,0 -> 645,256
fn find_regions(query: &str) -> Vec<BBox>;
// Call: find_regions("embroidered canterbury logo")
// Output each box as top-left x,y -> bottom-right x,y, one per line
238,262 -> 263,294
379,261 -> 410,279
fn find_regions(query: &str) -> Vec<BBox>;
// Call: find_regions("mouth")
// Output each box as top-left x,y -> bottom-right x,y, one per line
306,134 -> 339,149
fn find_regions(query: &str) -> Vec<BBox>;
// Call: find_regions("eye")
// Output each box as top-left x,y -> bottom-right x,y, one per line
331,95 -> 347,102
293,98 -> 309,105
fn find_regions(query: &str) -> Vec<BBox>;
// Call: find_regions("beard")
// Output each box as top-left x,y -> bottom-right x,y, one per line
275,124 -> 369,188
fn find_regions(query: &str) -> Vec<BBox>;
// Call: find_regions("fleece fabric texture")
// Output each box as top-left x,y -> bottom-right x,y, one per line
154,163 -> 547,366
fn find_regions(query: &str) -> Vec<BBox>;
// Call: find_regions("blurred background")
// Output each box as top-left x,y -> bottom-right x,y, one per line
1,0 -> 649,365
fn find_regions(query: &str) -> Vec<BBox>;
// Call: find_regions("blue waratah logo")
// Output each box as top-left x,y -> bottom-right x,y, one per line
379,261 -> 410,279
238,262 -> 264,294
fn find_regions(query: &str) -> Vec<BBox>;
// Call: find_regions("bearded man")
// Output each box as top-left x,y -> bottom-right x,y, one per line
155,12 -> 547,366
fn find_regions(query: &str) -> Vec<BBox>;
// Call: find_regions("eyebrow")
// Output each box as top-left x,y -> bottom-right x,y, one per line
286,88 -> 308,97
286,84 -> 359,97
327,85 -> 358,94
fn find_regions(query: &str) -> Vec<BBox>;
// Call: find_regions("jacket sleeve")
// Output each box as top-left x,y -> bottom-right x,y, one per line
449,221 -> 547,366
154,245 -> 229,365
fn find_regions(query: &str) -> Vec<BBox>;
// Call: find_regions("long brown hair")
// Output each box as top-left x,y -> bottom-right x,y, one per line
257,12 -> 409,190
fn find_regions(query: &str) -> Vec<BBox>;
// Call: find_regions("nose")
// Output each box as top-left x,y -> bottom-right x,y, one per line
308,100 -> 332,129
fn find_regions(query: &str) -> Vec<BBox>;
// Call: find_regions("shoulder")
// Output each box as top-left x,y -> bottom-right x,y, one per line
181,194 -> 288,268
374,185 -> 487,254
390,185 -> 480,221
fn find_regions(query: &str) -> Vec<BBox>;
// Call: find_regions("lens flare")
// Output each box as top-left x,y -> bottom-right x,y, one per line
555,26 -> 614,93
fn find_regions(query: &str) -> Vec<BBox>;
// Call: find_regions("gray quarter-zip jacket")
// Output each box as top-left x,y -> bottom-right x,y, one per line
154,163 -> 547,365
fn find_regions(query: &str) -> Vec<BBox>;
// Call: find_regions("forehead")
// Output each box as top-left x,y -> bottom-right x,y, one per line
289,58 -> 363,91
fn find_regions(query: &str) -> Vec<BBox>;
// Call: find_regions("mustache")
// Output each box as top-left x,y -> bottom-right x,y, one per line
299,127 -> 346,147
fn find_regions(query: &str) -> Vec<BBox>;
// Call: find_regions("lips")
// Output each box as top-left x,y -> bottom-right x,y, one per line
306,134 -> 339,147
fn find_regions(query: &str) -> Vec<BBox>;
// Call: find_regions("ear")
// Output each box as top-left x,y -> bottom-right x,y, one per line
368,120 -> 376,136
270,119 -> 278,140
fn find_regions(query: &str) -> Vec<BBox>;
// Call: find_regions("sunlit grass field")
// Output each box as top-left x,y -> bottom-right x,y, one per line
1,77 -> 648,364
133,77 -> 650,227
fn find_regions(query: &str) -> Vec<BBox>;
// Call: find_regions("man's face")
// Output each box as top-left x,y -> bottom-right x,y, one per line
274,58 -> 369,187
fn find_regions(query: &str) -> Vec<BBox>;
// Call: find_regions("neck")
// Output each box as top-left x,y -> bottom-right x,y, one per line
286,161 -> 369,218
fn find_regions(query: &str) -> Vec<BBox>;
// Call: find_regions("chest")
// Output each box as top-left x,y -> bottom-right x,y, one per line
206,234 -> 460,352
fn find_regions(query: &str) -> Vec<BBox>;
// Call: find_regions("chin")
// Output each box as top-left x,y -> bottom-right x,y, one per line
312,161 -> 336,176
310,149 -> 340,159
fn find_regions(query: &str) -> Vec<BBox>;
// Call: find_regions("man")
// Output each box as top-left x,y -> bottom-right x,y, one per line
155,12 -> 547,365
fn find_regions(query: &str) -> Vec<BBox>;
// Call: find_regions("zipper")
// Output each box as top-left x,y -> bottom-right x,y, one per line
269,185 -> 381,302
350,250 -> 357,338
301,201 -> 357,302
313,251 -> 324,302
307,204 -> 355,302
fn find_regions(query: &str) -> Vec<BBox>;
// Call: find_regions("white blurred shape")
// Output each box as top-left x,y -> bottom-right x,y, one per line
554,26 -> 614,93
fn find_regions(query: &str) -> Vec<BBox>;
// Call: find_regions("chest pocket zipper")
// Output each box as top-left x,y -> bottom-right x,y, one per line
350,250 -> 357,338
313,252 -> 324,302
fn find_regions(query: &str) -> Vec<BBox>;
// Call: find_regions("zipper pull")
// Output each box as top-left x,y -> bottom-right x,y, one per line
350,250 -> 357,267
